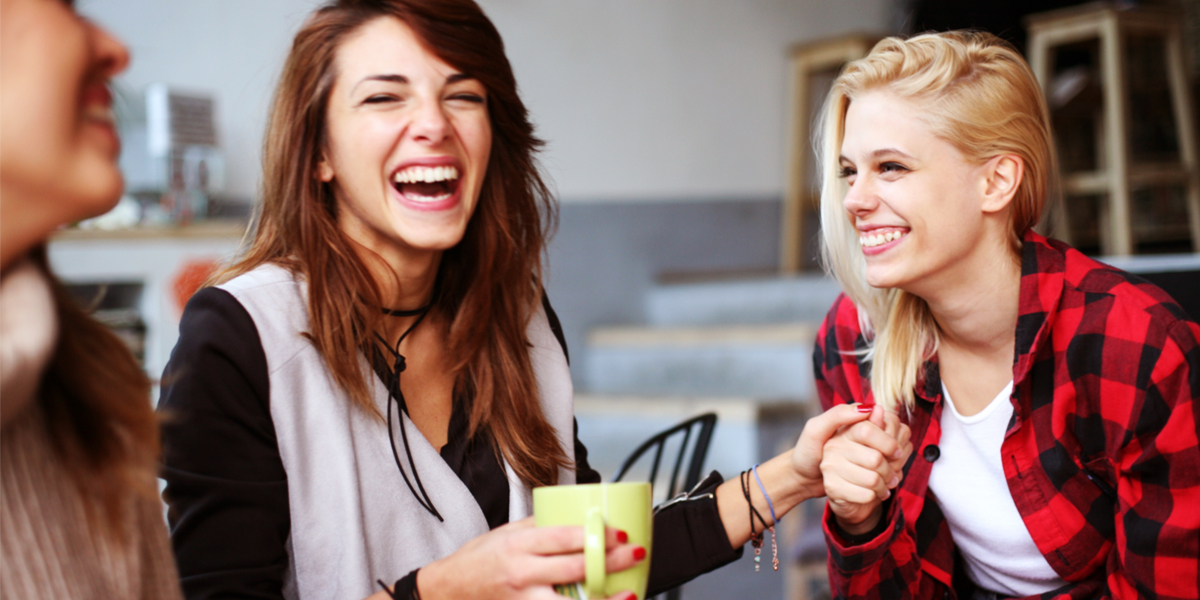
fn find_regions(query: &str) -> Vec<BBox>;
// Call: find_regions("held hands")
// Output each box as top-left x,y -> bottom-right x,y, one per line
416,517 -> 645,600
791,403 -> 881,489
819,405 -> 912,536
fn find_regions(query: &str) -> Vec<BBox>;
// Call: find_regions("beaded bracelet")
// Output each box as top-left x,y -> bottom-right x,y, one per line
740,469 -> 778,572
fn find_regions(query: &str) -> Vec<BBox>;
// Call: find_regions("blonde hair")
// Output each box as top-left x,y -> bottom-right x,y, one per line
816,31 -> 1058,411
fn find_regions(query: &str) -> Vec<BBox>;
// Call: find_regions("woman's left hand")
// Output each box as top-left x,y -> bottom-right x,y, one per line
820,405 -> 912,535
790,403 -> 883,491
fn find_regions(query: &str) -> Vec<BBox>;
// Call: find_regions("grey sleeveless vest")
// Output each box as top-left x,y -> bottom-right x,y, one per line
219,265 -> 576,600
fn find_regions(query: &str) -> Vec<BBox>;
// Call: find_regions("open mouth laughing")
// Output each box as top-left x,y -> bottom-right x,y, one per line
391,163 -> 462,212
393,165 -> 460,203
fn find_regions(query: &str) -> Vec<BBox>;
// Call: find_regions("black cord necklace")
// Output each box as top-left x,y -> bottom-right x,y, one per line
381,304 -> 430,318
375,299 -> 443,521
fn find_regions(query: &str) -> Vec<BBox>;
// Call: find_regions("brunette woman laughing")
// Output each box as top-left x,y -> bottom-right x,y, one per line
158,2 -> 908,599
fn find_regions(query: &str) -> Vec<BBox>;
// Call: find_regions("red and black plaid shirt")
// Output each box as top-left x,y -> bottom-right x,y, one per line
814,231 -> 1200,600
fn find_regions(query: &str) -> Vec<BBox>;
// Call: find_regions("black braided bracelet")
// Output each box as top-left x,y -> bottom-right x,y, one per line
741,469 -> 774,572
740,470 -> 769,534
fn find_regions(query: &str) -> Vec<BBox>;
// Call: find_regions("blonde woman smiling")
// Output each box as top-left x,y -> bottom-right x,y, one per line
812,32 -> 1200,600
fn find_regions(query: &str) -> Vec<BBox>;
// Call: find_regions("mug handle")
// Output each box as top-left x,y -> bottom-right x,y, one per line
583,507 -> 606,599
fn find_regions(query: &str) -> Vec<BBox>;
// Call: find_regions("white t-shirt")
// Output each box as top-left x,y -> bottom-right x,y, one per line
927,380 -> 1067,597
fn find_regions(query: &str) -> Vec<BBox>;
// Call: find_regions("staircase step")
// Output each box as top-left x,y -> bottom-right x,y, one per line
645,274 -> 843,327
585,324 -> 817,398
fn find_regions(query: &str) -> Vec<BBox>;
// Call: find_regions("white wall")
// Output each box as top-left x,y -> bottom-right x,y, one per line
80,0 -> 890,204
482,0 -> 890,201
78,0 -> 323,201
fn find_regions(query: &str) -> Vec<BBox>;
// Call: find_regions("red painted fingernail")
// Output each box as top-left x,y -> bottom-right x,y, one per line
633,546 -> 646,561
616,529 -> 628,544
856,405 -> 873,414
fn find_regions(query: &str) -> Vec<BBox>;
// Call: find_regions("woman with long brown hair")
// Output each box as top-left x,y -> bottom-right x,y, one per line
0,0 -> 182,597
158,2 -> 908,599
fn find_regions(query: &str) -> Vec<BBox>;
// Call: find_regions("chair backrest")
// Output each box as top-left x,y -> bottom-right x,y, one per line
611,413 -> 718,501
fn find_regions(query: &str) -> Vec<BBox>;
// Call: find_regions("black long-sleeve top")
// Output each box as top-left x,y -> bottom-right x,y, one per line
159,288 -> 741,599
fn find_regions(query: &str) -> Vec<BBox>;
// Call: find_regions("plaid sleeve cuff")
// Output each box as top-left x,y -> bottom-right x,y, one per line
822,496 -> 903,573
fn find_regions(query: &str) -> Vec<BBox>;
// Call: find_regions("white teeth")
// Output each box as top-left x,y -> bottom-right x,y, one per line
393,165 -> 459,185
407,192 -> 452,203
859,230 -> 906,248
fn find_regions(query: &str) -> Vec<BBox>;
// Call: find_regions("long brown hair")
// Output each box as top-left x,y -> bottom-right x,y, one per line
32,245 -> 159,535
218,0 -> 568,487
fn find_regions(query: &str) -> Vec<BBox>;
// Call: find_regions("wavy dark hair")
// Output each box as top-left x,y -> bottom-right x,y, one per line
217,0 -> 568,487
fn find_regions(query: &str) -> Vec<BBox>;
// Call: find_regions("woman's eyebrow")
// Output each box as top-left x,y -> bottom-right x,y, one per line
838,148 -> 916,164
869,148 -> 915,161
351,73 -> 476,93
351,74 -> 408,94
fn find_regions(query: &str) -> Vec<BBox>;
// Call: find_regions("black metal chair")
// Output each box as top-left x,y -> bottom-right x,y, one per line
612,412 -> 718,600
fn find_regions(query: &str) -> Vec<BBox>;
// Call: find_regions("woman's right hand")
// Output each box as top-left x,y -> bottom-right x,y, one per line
413,517 -> 645,600
820,405 -> 911,536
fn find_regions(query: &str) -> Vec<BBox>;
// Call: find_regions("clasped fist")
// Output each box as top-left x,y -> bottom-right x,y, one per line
819,404 -> 912,536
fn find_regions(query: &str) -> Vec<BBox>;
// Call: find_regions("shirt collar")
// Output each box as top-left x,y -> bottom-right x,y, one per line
912,229 -> 1067,404
1012,229 -> 1068,384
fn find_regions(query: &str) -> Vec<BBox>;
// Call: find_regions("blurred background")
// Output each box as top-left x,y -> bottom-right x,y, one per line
52,1 -> 1200,598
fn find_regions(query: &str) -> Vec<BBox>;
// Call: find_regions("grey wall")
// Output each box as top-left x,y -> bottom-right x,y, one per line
546,198 -> 782,386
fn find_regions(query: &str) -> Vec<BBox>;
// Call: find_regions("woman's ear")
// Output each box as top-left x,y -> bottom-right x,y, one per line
981,155 -> 1023,214
317,157 -> 335,182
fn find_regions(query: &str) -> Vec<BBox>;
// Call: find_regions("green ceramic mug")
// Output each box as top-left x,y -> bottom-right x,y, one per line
532,482 -> 653,600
